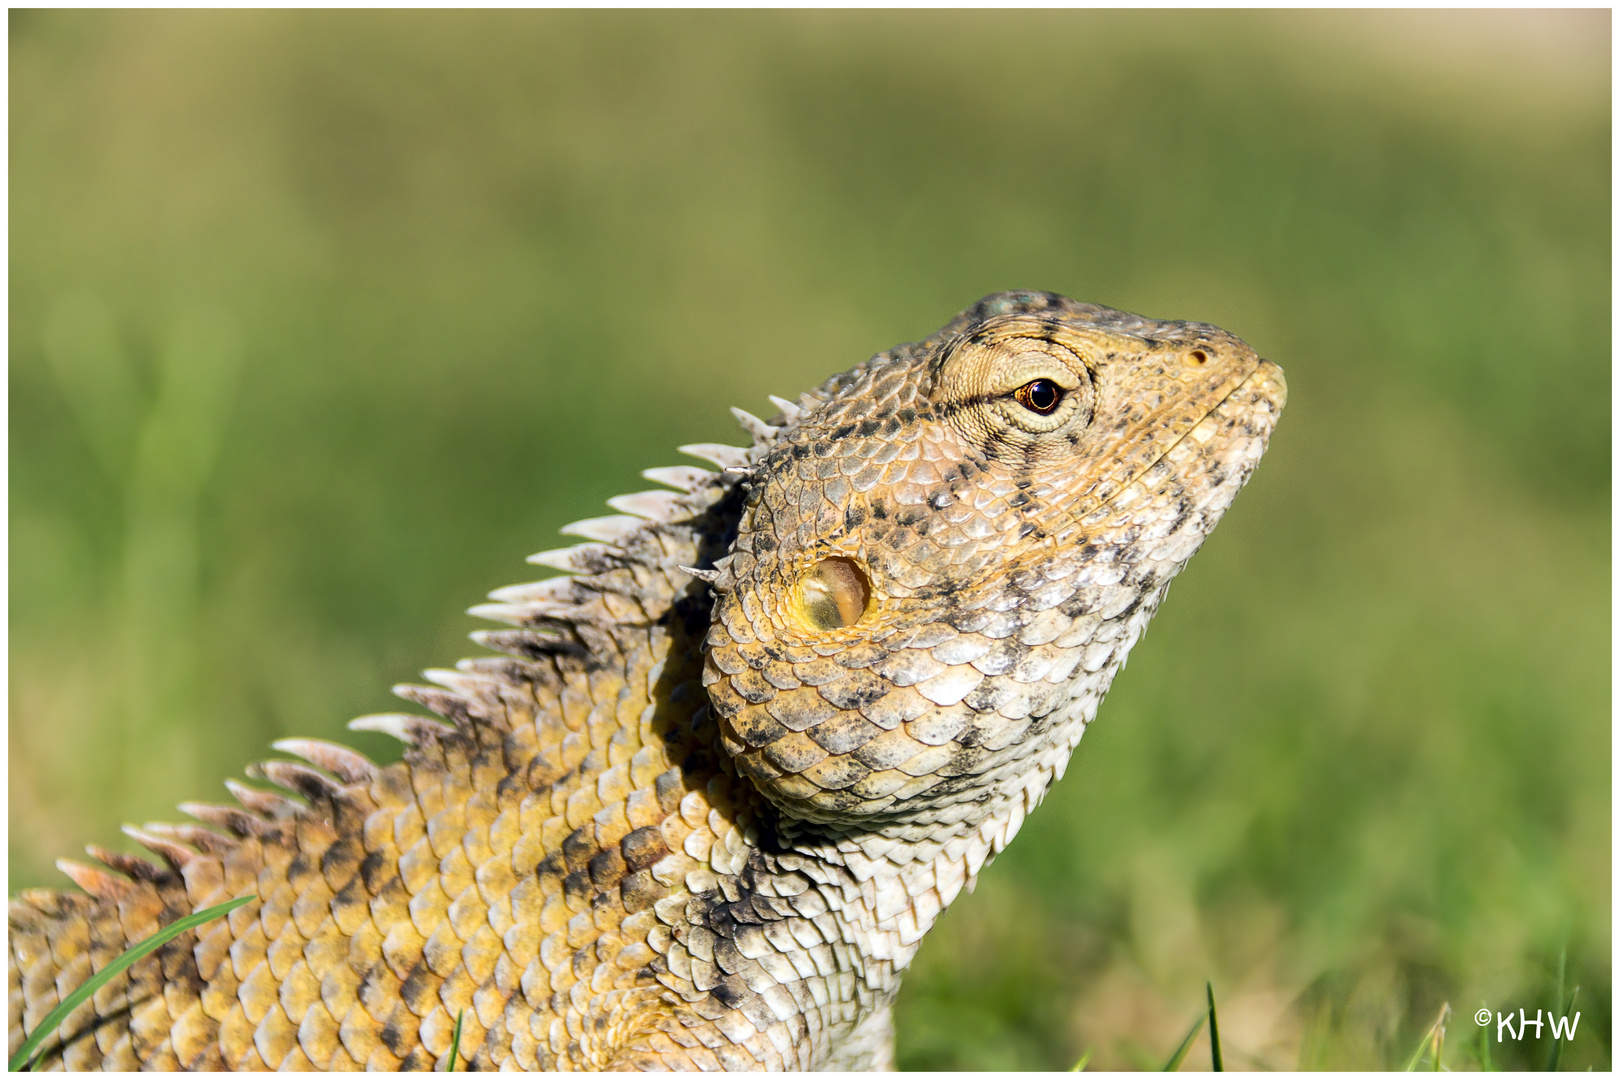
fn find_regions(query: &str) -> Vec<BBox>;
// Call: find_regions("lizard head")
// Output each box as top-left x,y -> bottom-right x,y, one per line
702,291 -> 1286,830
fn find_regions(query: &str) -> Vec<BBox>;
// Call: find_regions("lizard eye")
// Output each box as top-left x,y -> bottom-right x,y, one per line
1013,378 -> 1064,415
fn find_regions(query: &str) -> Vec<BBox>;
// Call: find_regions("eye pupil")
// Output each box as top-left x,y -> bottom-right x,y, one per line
1015,378 -> 1063,415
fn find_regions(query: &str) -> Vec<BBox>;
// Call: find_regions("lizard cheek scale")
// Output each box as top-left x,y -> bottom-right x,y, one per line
11,291 -> 1282,1071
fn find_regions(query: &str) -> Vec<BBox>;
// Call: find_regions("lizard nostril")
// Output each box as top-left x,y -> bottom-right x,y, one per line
1185,349 -> 1209,368
798,557 -> 871,631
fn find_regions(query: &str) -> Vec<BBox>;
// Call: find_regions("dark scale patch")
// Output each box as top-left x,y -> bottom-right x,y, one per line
929,770 -> 991,796
332,874 -> 369,917
92,849 -> 164,884
653,770 -> 686,812
711,974 -> 749,1010
399,962 -> 438,1015
1061,593 -> 1099,618
562,829 -> 598,874
563,870 -> 592,907
330,795 -> 371,834
621,870 -> 662,913
817,677 -> 887,711
857,419 -> 881,437
589,847 -> 629,889
359,850 -> 393,893
535,851 -> 567,889
400,1047 -> 437,1070
285,852 -> 315,884
622,826 -> 670,871
713,935 -> 748,976
157,934 -> 199,984
1165,494 -> 1193,537
277,764 -> 341,804
379,1017 -> 410,1056
496,761 -> 530,802
843,505 -> 866,530
748,892 -> 795,922
831,423 -> 856,440
599,870 -> 647,924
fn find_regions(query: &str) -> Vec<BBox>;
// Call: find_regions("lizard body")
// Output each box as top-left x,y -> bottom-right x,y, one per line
8,292 -> 1285,1070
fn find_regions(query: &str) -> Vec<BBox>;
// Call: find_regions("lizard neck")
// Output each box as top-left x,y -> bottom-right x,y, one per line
760,583 -> 1173,986
773,702 -> 1094,985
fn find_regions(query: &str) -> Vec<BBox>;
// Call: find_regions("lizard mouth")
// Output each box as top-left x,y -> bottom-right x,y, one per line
1060,355 -> 1287,532
1191,357 -> 1287,444
1134,355 -> 1287,490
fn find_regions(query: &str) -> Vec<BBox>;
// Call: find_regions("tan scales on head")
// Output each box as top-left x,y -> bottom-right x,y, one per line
704,296 -> 1284,826
9,291 -> 1283,1070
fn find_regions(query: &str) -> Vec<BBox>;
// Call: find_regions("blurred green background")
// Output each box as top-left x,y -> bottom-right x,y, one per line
9,10 -> 1609,1070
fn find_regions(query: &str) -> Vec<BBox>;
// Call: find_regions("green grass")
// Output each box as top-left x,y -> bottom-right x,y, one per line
1161,1012 -> 1206,1072
1160,982 -> 1224,1071
446,1009 -> 465,1072
1207,983 -> 1224,1071
9,10 -> 1609,1070
8,895 -> 256,1071
1400,1003 -> 1450,1071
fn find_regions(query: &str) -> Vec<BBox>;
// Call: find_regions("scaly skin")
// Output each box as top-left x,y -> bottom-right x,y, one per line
8,292 -> 1284,1070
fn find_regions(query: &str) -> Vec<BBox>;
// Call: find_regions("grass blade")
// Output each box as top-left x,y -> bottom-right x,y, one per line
446,1008 -> 465,1071
1400,1035 -> 1427,1069
1549,986 -> 1577,1072
1206,981 -> 1224,1071
1162,1012 -> 1207,1071
1069,1048 -> 1092,1071
1545,946 -> 1568,1071
1402,1002 -> 1450,1071
9,894 -> 256,1071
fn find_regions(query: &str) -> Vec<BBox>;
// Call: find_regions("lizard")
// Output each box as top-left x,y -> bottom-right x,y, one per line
8,290 -> 1285,1070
